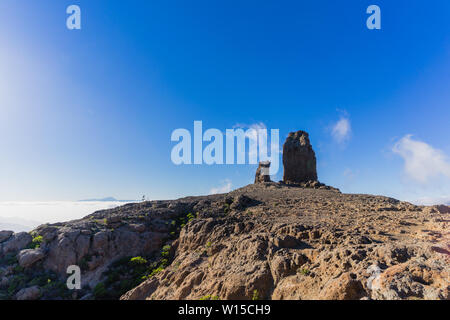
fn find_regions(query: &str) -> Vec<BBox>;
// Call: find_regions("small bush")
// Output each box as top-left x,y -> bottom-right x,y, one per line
186,213 -> 195,222
27,235 -> 43,249
130,256 -> 148,265
93,282 -> 107,299
148,266 -> 164,278
298,268 -> 310,276
200,295 -> 220,300
79,255 -> 92,271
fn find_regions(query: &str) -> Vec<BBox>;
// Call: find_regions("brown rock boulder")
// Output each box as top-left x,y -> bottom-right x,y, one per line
320,272 -> 365,300
282,131 -> 317,184
18,249 -> 45,268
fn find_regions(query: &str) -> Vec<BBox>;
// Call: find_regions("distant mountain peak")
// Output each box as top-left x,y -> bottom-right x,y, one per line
78,197 -> 118,202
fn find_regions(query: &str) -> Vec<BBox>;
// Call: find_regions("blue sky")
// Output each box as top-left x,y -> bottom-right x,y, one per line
0,1 -> 449,203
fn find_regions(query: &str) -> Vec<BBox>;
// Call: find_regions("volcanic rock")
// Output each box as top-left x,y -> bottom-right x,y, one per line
18,249 -> 45,268
282,131 -> 317,184
254,161 -> 271,183
0,231 -> 13,243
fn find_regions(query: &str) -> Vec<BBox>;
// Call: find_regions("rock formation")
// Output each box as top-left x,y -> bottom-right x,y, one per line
282,130 -> 317,184
120,186 -> 449,300
1,183 -> 449,301
254,161 -> 271,183
1,129 -> 449,300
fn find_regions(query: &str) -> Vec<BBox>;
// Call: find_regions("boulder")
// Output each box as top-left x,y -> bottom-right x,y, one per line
15,286 -> 41,300
369,260 -> 449,300
129,223 -> 146,233
18,249 -> 45,268
1,276 -> 10,287
254,161 -> 272,183
0,230 -> 13,243
230,194 -> 254,211
43,235 -> 77,273
282,130 -> 317,184
434,205 -> 450,214
320,272 -> 365,300
1,232 -> 32,254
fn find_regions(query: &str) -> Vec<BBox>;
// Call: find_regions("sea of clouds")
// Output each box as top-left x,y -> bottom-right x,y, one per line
0,201 -> 133,232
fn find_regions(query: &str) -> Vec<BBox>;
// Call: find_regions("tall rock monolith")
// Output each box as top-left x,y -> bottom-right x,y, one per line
282,130 -> 317,184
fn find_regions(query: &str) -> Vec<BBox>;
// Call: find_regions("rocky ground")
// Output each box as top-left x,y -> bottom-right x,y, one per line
120,182 -> 449,300
2,130 -> 447,300
1,182 -> 449,300
0,199 -> 199,300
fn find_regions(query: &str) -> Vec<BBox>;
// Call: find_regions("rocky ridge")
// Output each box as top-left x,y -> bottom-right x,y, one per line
0,130 -> 448,300
0,183 -> 448,300
120,183 -> 449,300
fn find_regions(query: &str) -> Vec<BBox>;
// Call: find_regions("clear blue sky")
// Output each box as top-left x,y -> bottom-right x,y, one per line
0,1 -> 449,203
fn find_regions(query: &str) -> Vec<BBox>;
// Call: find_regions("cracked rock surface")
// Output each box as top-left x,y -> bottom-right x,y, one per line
121,183 -> 449,300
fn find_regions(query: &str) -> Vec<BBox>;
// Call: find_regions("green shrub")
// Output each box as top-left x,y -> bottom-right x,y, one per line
0,253 -> 17,265
186,213 -> 195,222
298,268 -> 310,276
200,295 -> 220,300
161,245 -> 171,258
93,282 -> 107,299
148,266 -> 164,278
79,255 -> 92,271
13,265 -> 24,274
130,256 -> 147,265
27,235 -> 43,249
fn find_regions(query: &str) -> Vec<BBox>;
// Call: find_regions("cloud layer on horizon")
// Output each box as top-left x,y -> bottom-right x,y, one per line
0,201 -> 127,227
209,179 -> 232,195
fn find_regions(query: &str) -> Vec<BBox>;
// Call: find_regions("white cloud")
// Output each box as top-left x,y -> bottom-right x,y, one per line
0,201 -> 128,230
392,135 -> 450,184
232,122 -> 266,155
331,117 -> 351,143
410,195 -> 450,206
209,179 -> 232,195
230,122 -> 282,175
343,168 -> 357,180
232,122 -> 282,157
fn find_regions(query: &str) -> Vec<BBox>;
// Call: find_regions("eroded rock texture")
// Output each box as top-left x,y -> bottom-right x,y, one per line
282,131 -> 317,184
121,184 -> 449,301
1,131 -> 449,300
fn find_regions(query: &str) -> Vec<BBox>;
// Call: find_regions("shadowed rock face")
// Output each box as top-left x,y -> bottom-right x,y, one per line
282,131 -> 317,184
254,161 -> 271,183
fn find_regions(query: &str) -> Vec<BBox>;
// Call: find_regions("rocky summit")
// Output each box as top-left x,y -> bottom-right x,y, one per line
0,131 -> 449,300
282,130 -> 318,184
